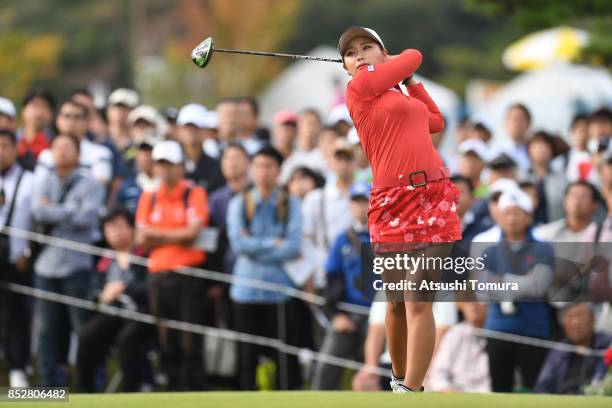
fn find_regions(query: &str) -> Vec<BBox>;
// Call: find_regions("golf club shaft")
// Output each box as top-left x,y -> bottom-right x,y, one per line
214,47 -> 342,63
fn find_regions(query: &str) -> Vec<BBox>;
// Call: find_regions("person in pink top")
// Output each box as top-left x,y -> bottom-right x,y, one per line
339,26 -> 462,393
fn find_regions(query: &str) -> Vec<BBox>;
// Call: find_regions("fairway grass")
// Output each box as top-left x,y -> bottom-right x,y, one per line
16,390 -> 610,408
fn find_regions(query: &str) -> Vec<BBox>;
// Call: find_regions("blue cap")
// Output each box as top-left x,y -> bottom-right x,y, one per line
350,181 -> 371,200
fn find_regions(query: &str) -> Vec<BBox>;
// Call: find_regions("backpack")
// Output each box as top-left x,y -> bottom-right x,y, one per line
147,185 -> 193,219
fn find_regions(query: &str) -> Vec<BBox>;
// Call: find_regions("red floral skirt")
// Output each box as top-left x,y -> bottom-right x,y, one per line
368,178 -> 462,253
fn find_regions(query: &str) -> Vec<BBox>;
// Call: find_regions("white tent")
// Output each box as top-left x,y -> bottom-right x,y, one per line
258,46 -> 461,152
470,64 -> 612,142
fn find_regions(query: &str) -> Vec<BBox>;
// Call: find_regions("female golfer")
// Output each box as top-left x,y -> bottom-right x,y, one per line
339,26 -> 462,393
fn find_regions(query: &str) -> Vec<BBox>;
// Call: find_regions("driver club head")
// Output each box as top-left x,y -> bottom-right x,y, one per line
191,37 -> 214,68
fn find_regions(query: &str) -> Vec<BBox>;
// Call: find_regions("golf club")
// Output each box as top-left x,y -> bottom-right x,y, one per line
191,36 -> 342,68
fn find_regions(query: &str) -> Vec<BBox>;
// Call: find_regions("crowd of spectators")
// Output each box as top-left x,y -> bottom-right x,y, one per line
0,87 -> 611,394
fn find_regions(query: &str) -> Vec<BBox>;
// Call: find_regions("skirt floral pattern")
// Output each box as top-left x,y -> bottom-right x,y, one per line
368,179 -> 462,253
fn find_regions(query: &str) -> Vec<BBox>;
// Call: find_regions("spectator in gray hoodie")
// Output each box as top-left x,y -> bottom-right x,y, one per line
32,133 -> 105,386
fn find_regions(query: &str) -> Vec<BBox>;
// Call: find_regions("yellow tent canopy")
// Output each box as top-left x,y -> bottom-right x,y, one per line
503,26 -> 589,71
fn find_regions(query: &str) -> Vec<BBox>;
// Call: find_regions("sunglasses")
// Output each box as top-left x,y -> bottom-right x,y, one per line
60,112 -> 85,121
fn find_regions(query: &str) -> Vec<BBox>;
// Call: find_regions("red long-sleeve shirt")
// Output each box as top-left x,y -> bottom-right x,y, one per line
345,49 -> 445,184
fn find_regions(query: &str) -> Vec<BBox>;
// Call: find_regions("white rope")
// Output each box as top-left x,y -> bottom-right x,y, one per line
1,226 -> 369,316
469,326 -> 606,357
0,281 -> 391,378
2,226 -> 608,357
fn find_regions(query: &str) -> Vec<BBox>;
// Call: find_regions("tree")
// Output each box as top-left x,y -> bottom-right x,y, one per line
287,0 -> 514,95
136,0 -> 300,107
0,31 -> 62,101
0,0 -> 132,103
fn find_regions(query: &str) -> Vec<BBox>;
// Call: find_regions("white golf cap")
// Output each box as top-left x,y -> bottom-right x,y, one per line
108,88 -> 139,109
338,26 -> 385,56
347,126 -> 360,145
201,111 -> 218,129
134,131 -> 162,149
152,140 -> 183,165
458,138 -> 490,161
327,104 -> 353,126
128,105 -> 160,126
498,188 -> 533,214
489,178 -> 519,196
177,103 -> 208,128
469,114 -> 494,132
0,97 -> 16,119
332,138 -> 355,157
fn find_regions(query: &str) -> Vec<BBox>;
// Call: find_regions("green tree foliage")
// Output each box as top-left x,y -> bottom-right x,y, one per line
141,0 -> 300,107
287,0 -> 515,95
0,31 -> 62,101
0,0 -> 132,103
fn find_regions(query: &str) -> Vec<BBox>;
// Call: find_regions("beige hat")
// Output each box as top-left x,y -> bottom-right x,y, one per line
108,88 -> 139,109
0,97 -> 16,118
333,138 -> 355,158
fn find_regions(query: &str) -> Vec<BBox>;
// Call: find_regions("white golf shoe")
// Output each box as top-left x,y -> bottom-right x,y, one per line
389,369 -> 405,393
9,370 -> 29,388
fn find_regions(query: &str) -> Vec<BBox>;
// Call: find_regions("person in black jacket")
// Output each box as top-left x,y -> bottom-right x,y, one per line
76,207 -> 151,392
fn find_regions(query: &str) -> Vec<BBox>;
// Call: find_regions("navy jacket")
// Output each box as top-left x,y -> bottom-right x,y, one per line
535,333 -> 612,394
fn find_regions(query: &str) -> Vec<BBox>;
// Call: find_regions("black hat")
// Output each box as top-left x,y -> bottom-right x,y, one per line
488,153 -> 517,170
253,145 -> 284,167
101,206 -> 134,228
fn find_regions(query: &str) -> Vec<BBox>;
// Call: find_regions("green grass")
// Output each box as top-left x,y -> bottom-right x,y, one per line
17,391 -> 611,408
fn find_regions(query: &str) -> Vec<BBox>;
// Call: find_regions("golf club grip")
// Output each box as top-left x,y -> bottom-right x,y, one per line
214,48 -> 342,63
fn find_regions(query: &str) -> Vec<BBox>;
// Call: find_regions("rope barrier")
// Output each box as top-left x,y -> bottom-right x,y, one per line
0,281 -> 391,377
1,226 -> 609,358
1,226 -> 370,316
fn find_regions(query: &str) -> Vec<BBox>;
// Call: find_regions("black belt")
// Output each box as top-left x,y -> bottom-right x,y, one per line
372,167 -> 450,189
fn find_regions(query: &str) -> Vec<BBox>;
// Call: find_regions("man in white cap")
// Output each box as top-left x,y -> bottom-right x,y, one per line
478,187 -> 554,393
106,88 -> 139,154
135,139 -> 210,390
327,104 -> 353,137
496,188 -> 535,238
127,105 -> 167,142
0,96 -> 16,131
176,103 -> 225,194
457,138 -> 490,199
200,110 -> 218,141
470,178 -> 521,256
